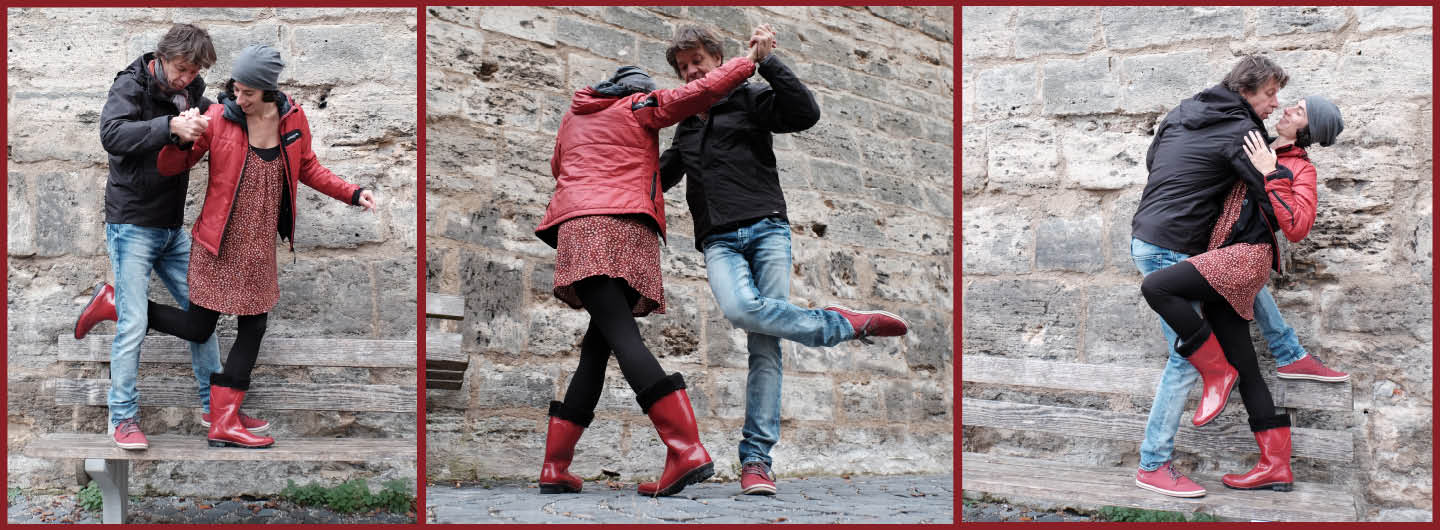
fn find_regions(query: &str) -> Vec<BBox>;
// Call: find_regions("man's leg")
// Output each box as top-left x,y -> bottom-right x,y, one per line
703,219 -> 851,348
153,229 -> 221,413
735,223 -> 789,478
105,224 -> 164,427
1130,238 -> 1200,472
1251,287 -> 1306,367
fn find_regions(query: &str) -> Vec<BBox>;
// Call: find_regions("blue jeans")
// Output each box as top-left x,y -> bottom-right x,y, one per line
105,224 -> 221,426
1133,238 -> 1308,471
702,217 -> 854,467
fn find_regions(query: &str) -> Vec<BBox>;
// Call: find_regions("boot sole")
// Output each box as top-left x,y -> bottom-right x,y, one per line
74,283 -> 108,340
741,483 -> 777,495
207,439 -> 274,449
1134,478 -> 1206,498
1223,481 -> 1293,492
539,483 -> 582,494
1192,373 -> 1239,427
641,462 -> 715,497
1276,373 -> 1349,382
200,419 -> 270,433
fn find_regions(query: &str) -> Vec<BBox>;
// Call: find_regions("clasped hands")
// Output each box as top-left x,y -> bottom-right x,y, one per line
170,107 -> 210,143
746,24 -> 778,63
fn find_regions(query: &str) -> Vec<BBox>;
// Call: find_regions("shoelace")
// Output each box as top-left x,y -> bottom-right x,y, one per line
854,318 -> 875,345
743,463 -> 772,480
116,419 -> 141,435
1166,464 -> 1184,483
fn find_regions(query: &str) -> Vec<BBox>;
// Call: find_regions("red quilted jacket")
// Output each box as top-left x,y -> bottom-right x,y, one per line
535,57 -> 756,248
1266,144 -> 1319,242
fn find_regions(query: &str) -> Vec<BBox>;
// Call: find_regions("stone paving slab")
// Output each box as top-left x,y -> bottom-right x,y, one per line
426,473 -> 953,524
7,492 -> 416,524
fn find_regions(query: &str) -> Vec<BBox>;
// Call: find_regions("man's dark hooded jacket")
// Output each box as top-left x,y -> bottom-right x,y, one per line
659,54 -> 820,250
99,52 -> 211,228
1132,84 -> 1288,266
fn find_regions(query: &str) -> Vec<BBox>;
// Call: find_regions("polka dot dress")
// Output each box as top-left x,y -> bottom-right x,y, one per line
1187,182 -> 1272,320
553,214 -> 665,317
188,147 -> 283,315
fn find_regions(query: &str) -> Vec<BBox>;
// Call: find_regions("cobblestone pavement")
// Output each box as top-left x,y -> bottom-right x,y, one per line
7,491 -> 416,524
427,474 -> 953,524
962,499 -> 1096,522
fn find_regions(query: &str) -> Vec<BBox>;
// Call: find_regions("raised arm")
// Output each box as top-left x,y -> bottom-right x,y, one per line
631,57 -> 756,130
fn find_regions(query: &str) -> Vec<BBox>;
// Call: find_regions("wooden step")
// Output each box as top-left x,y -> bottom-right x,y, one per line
51,379 -> 415,413
59,335 -> 415,368
961,452 -> 1356,522
962,398 -> 1353,463
426,293 -> 464,320
963,355 -> 1352,411
424,331 -> 466,370
24,434 -> 415,462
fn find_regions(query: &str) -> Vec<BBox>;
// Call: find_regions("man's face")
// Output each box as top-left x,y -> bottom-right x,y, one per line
232,80 -> 265,116
674,47 -> 722,83
161,56 -> 201,92
1243,79 -> 1281,119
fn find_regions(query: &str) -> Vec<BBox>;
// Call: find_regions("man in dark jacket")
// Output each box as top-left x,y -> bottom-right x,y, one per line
658,24 -> 909,496
76,24 -> 266,450
1130,55 -> 1347,499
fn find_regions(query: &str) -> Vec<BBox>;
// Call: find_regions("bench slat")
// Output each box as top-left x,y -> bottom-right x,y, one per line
52,379 -> 415,413
24,434 -> 415,462
424,331 -> 466,369
961,398 -> 1353,462
426,380 -> 463,391
426,293 -> 464,320
961,452 -> 1356,522
963,355 -> 1352,412
59,335 -> 415,368
426,369 -> 464,382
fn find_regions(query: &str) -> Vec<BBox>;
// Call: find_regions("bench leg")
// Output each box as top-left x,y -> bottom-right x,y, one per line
83,458 -> 128,524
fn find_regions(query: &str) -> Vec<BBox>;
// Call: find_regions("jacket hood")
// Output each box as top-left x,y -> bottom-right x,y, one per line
1174,84 -> 1261,131
218,90 -> 295,125
570,87 -> 626,115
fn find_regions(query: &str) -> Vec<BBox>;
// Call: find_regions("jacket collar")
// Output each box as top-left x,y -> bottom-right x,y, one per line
218,90 -> 296,127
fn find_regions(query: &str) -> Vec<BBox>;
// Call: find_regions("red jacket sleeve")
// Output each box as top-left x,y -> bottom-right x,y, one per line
632,57 -> 756,130
1265,157 -> 1318,242
296,115 -> 360,204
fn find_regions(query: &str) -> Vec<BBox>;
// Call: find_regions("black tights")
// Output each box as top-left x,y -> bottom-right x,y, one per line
559,276 -> 667,418
1141,261 -> 1288,432
147,301 -> 268,390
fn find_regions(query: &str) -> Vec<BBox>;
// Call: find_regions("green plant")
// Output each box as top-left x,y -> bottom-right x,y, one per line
280,479 -> 414,514
78,482 -> 102,512
1098,506 -> 1217,522
8,487 -> 21,503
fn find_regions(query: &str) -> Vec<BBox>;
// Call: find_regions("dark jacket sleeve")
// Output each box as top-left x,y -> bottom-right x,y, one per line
659,140 -> 684,192
1227,131 -> 1279,228
99,76 -> 173,157
751,54 -> 820,133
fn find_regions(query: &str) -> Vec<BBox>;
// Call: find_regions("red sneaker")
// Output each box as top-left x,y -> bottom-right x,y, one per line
202,411 -> 270,433
824,305 -> 909,344
739,462 -> 776,495
1276,355 -> 1349,382
1135,461 -> 1205,498
113,418 -> 149,451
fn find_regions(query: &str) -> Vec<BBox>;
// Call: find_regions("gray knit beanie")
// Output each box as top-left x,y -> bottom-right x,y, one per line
1303,96 -> 1343,147
232,44 -> 284,91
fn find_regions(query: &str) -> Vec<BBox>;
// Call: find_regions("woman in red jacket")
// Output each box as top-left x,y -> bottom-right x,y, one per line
532,30 -> 772,498
1141,96 -> 1342,493
73,45 -> 375,449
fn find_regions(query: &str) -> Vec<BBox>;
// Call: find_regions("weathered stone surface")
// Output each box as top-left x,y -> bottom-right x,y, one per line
1060,122 -> 1150,190
556,17 -> 636,61
1036,214 -> 1105,272
1085,283 -> 1168,364
460,252 -> 528,353
1270,50 -> 1342,108
289,24 -> 389,85
8,92 -> 108,165
984,120 -> 1058,193
1354,6 -> 1433,32
961,123 -> 986,194
1014,7 -> 1095,58
1256,6 -> 1349,36
1321,283 -> 1431,342
479,6 -> 556,46
1120,50 -> 1213,114
962,205 -> 1033,275
1101,6 -> 1244,51
780,375 -> 835,421
1337,33 -> 1433,100
962,7 -> 1012,59
1108,189 -> 1143,273
963,279 -> 1083,360
974,63 -> 1037,119
601,6 -> 671,40
1043,56 -> 1121,115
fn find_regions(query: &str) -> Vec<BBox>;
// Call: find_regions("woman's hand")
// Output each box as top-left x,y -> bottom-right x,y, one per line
747,24 -> 776,63
357,189 -> 376,211
1243,129 -> 1277,175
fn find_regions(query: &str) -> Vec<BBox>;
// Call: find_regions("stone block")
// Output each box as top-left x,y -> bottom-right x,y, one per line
539,91 -> 570,135
707,371 -> 746,419
961,123 -> 986,194
859,134 -> 914,176
33,171 -> 106,258
427,6 -> 481,28
172,7 -> 271,22
474,361 -> 555,408
566,53 -> 623,94
984,120 -> 1058,194
925,116 -> 954,145
854,334 -> 908,376
1060,122 -> 1150,190
1337,34 -> 1433,100
1043,56 -> 1121,115
1120,50 -> 1213,114
308,83 -> 416,148
426,18 -> 486,76
275,8 -> 411,21
704,300 -> 750,370
1255,6 -> 1349,36
1101,7 -> 1244,51
839,380 -> 886,422
1085,283 -> 1169,364
524,304 -> 588,357
798,26 -> 856,71
274,258 -> 375,337
962,204 -> 1033,275
1355,6 -> 1433,31
485,38 -> 566,91
1321,283 -> 1431,342
1108,188 -> 1143,273
791,342 -> 852,374
557,17 -> 637,61
872,255 -> 950,308
460,252 -> 528,354
900,307 -> 952,372
465,82 -> 541,131
690,6 -> 751,38
962,279 -> 1083,360
426,121 -> 498,189
8,92 -> 108,164
1269,50 -> 1342,110
288,24 -> 389,85
441,205 -> 502,248
780,375 -> 834,421
1015,7 -> 1096,58
8,175 -> 35,257
636,283 -> 704,366
822,93 -> 874,129
196,23 -> 283,85
1036,214 -> 1104,272
7,22 -> 126,89
376,257 -> 417,339
292,173 -> 387,250
603,6 -> 672,40
478,6 -> 557,46
962,7 -> 1012,59
973,63 -> 1037,119
792,120 -> 861,165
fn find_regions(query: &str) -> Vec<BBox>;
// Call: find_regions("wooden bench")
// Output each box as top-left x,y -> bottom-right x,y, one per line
961,355 -> 1356,522
24,334 -> 418,523
425,292 -> 466,391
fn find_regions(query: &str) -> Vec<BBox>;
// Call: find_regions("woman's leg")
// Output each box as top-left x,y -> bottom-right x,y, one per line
1139,261 -> 1228,342
147,301 -> 221,344
572,276 -> 666,393
216,313 -> 268,390
1205,305 -> 1289,430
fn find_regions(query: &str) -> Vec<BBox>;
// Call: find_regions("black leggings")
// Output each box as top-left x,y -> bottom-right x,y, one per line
559,276 -> 667,418
147,301 -> 268,390
1141,260 -> 1289,432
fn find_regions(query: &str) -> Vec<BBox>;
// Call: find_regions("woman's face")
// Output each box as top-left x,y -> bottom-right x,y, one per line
1275,99 -> 1309,139
232,80 -> 266,116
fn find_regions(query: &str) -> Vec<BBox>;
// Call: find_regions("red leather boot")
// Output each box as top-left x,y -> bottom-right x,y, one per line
1179,324 -> 1238,426
74,282 -> 117,339
206,375 -> 274,449
636,374 -> 714,497
539,401 -> 589,494
1223,426 -> 1294,491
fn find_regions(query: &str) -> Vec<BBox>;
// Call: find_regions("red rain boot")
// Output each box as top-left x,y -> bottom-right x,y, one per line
1222,426 -> 1294,491
1181,325 -> 1238,426
539,401 -> 589,494
636,374 -> 714,497
74,282 -> 117,339
206,378 -> 274,449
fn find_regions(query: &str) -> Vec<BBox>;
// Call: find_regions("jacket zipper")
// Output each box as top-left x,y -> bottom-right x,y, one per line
650,171 -> 657,200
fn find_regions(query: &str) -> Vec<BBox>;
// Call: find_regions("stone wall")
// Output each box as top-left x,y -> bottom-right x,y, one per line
424,6 -> 954,482
962,6 -> 1431,521
7,8 -> 418,496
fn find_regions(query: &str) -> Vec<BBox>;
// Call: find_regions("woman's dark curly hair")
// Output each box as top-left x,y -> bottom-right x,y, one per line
224,78 -> 278,103
1295,125 -> 1313,148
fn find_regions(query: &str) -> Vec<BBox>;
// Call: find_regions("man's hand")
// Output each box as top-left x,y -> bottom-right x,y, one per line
169,108 -> 209,143
747,24 -> 777,63
357,189 -> 376,211
1242,129 -> 1277,175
